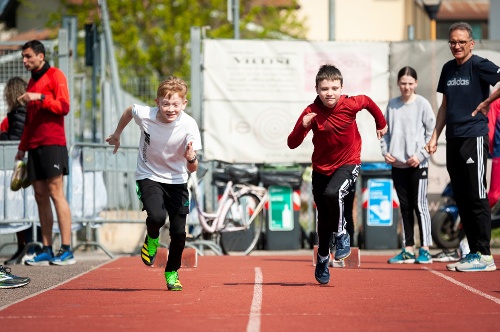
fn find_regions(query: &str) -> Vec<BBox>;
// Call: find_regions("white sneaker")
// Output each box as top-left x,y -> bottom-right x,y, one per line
330,259 -> 345,268
446,253 -> 473,271
455,253 -> 497,272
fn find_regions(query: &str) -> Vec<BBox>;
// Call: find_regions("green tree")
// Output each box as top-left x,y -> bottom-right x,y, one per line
53,0 -> 307,85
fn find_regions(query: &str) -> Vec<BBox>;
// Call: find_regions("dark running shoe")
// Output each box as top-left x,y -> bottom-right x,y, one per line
315,254 -> 330,284
165,271 -> 182,291
141,235 -> 159,266
329,234 -> 336,252
432,249 -> 460,262
0,265 -> 30,289
4,247 -> 24,265
334,232 -> 351,260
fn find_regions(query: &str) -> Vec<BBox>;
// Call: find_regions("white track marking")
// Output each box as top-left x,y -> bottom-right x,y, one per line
247,267 -> 263,332
425,267 -> 500,305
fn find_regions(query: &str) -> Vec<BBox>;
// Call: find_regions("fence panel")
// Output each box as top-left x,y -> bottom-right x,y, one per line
70,142 -> 144,224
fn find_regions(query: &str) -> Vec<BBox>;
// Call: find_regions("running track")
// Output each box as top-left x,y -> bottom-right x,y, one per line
1,253 -> 499,331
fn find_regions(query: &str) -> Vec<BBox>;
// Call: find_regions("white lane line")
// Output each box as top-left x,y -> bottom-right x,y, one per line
425,267 -> 500,305
247,267 -> 263,332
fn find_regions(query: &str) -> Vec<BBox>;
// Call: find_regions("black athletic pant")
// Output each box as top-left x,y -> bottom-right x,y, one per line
344,186 -> 355,241
312,164 -> 360,258
136,179 -> 189,272
391,166 -> 432,247
446,135 -> 491,255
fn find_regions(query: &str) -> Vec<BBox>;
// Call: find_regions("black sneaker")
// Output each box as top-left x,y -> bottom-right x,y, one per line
334,232 -> 351,260
0,265 -> 30,289
4,247 -> 24,265
315,254 -> 330,284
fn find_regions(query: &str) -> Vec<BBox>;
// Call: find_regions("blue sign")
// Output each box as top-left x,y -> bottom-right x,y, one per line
367,179 -> 393,226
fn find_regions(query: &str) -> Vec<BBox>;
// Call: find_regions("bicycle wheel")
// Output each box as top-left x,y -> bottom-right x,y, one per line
431,210 -> 464,249
219,192 -> 264,255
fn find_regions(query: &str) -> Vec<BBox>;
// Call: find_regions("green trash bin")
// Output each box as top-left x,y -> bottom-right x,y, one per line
260,164 -> 303,250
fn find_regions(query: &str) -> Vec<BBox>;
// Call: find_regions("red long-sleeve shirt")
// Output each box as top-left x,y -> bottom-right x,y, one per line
288,95 -> 387,176
19,67 -> 70,151
488,96 -> 500,157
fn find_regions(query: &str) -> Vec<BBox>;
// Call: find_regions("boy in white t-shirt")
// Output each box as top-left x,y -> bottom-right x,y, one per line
106,77 -> 202,291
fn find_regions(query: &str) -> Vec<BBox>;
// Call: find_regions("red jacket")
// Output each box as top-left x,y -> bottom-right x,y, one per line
19,67 -> 69,151
488,96 -> 500,157
0,117 -> 8,132
288,95 -> 387,176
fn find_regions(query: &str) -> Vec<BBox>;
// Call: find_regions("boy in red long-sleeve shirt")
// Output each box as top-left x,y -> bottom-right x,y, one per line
288,64 -> 387,284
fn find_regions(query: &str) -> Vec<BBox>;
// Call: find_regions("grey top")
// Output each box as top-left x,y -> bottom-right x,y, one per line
380,95 -> 436,168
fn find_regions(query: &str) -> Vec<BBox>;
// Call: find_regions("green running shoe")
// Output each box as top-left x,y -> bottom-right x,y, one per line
165,271 -> 182,291
141,235 -> 159,266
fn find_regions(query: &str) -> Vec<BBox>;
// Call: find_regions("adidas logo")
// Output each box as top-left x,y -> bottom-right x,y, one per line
422,171 -> 427,176
466,158 -> 474,164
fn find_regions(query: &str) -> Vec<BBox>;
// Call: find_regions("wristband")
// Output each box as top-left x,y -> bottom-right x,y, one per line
188,155 -> 197,164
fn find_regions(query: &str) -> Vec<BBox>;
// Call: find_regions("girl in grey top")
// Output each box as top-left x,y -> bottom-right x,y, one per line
381,66 -> 436,264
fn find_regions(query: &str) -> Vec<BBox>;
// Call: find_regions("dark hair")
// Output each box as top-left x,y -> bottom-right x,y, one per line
397,66 -> 417,82
449,22 -> 473,39
4,76 -> 27,110
22,40 -> 46,56
316,64 -> 343,87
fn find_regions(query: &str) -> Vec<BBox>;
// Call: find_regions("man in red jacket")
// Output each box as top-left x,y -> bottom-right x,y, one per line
16,40 -> 75,266
288,64 -> 387,284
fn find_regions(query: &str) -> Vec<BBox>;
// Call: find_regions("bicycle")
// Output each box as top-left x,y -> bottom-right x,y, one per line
187,164 -> 267,255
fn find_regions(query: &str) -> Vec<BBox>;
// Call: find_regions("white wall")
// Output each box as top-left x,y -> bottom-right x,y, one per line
297,0 -> 408,42
296,0 -> 329,41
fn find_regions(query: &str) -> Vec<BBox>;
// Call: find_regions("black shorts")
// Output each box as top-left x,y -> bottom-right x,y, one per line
27,145 -> 69,181
136,179 -> 190,216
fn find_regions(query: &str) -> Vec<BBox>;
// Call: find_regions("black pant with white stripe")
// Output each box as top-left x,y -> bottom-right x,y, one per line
391,166 -> 432,248
446,135 -> 491,255
312,164 -> 360,258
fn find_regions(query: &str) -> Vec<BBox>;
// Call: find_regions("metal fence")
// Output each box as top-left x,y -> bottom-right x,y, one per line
0,142 -> 145,257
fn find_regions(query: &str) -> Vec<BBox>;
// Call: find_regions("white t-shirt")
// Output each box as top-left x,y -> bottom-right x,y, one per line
132,104 -> 202,184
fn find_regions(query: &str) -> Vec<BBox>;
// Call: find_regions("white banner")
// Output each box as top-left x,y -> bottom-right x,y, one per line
203,39 -> 390,163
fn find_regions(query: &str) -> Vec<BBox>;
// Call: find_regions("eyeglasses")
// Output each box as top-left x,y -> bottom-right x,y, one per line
448,40 -> 471,47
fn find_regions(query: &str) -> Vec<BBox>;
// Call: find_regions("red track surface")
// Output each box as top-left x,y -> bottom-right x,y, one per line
1,254 -> 499,331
